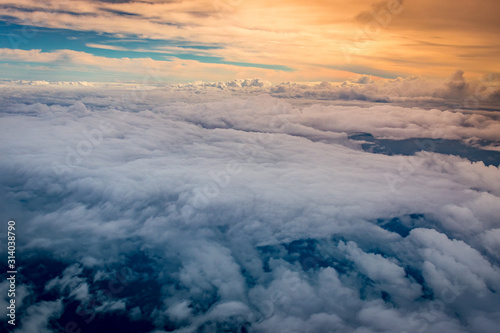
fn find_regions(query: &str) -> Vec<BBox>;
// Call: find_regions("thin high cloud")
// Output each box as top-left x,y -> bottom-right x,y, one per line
1,85 -> 499,332
0,0 -> 499,82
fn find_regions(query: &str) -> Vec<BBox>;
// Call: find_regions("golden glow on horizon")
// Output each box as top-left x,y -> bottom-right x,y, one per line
0,0 -> 499,82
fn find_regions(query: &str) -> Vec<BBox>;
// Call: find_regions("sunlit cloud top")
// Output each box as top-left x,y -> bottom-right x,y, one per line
0,0 -> 499,82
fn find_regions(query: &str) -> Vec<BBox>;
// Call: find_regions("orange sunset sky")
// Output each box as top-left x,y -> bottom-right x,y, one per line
0,0 -> 499,82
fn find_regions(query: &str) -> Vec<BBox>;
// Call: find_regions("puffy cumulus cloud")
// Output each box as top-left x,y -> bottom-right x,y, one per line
89,69 -> 498,111
268,71 -> 500,110
3,70 -> 499,109
13,300 -> 64,333
480,228 -> 500,262
404,229 -> 499,305
339,241 -> 421,304
0,85 -> 499,332
45,264 -> 90,301
182,78 -> 273,91
4,80 -> 94,87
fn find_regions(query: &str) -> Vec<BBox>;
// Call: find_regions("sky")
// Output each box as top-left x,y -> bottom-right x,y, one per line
0,0 -> 499,83
1,2 -> 500,333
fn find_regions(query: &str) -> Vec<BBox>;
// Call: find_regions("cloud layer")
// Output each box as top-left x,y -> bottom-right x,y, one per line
0,84 -> 499,332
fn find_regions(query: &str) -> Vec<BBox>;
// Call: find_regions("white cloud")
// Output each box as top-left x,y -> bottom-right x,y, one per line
13,300 -> 63,333
0,84 -> 499,332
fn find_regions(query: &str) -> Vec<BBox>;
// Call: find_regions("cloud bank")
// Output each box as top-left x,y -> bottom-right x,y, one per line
0,83 -> 499,332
